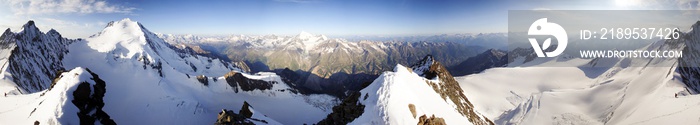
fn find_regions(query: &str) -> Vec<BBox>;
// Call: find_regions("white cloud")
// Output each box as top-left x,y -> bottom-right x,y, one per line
532,8 -> 552,10
4,0 -> 136,15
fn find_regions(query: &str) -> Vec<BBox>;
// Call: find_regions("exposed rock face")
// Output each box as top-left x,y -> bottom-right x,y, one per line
71,68 -> 116,125
223,71 -> 275,93
0,21 -> 75,93
316,91 -> 365,125
678,21 -> 700,94
239,101 -> 253,118
233,61 -> 251,73
196,75 -> 209,86
417,114 -> 446,125
410,55 -> 494,125
409,104 -> 417,118
215,109 -> 255,125
215,102 -> 267,125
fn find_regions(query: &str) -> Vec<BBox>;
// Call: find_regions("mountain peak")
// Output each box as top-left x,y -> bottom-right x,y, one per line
410,55 -> 435,78
24,20 -> 35,27
106,18 -> 140,28
2,28 -> 10,35
120,18 -> 134,22
20,20 -> 40,35
88,18 -> 155,55
297,31 -> 314,39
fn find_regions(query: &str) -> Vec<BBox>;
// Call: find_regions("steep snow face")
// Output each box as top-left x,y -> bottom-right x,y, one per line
350,64 -> 491,125
457,22 -> 699,124
0,21 -> 74,93
0,67 -> 105,124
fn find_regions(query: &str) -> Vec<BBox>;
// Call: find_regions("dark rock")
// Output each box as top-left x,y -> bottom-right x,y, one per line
215,109 -> 255,125
240,101 -> 253,118
71,68 -> 116,125
417,114 -> 446,125
317,91 -> 365,125
196,75 -> 208,86
224,71 -> 273,92
215,103 -> 268,125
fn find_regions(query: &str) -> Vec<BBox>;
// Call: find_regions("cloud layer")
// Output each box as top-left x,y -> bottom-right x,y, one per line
4,0 -> 136,15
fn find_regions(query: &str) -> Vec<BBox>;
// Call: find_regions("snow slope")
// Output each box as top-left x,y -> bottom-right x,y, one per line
349,56 -> 492,125
457,23 -> 700,124
0,67 -> 103,124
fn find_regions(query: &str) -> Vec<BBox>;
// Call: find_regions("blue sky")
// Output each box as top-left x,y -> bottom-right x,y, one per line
0,0 -> 698,38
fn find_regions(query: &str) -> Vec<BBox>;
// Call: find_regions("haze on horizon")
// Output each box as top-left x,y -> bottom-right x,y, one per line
0,0 -> 698,39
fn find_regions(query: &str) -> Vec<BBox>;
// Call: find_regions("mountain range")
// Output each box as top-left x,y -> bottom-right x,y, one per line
158,31 -> 493,97
1,18 -> 700,125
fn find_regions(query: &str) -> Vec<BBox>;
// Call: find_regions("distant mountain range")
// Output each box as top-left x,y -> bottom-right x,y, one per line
158,32 -> 495,97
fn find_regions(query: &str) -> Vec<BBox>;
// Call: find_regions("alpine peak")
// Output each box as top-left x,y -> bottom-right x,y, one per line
297,31 -> 314,39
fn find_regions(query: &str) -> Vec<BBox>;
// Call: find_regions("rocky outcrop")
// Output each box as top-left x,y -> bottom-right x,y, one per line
409,104 -> 417,118
223,71 -> 275,93
410,55 -> 494,125
196,75 -> 209,86
239,101 -> 253,118
233,61 -> 251,73
215,101 -> 267,125
417,114 -> 446,125
71,68 -> 116,125
215,109 -> 255,125
316,91 -> 365,125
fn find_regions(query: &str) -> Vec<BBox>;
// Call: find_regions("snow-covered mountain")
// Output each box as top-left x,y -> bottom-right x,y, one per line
7,17 -> 700,125
318,55 -> 493,125
0,19 -> 340,125
457,21 -> 700,124
158,31 -> 485,76
678,21 -> 700,93
0,21 -> 75,93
